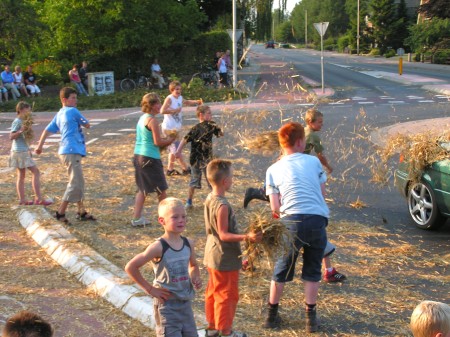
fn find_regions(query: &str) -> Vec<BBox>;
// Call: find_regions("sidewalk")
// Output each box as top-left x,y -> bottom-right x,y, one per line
4,46 -> 450,336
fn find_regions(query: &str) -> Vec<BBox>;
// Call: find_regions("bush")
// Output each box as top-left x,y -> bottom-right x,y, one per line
369,48 -> 381,56
384,49 -> 396,58
337,35 -> 351,53
414,53 -> 421,62
32,59 -> 64,86
433,49 -> 450,64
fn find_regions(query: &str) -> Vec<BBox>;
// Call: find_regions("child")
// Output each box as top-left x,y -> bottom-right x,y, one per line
0,78 -> 9,103
204,159 -> 262,337
125,197 -> 202,337
264,122 -> 329,332
13,65 -> 30,98
9,102 -> 52,206
2,310 -> 54,337
410,301 -> 450,337
68,64 -> 89,96
35,87 -> 95,224
131,93 -> 175,227
160,80 -> 202,176
304,108 -> 333,173
175,105 -> 223,209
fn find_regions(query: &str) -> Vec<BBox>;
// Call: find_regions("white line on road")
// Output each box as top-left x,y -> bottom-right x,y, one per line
86,138 -> 98,145
103,133 -> 123,136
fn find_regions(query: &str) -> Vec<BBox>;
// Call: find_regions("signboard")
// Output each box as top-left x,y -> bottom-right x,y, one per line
227,29 -> 243,41
397,48 -> 405,56
87,72 -> 114,96
313,22 -> 329,37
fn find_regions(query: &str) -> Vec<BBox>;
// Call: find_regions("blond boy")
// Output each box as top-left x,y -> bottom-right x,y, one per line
411,301 -> 450,337
125,197 -> 202,337
304,108 -> 333,173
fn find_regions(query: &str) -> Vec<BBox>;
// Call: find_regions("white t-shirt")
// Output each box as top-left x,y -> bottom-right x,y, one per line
161,94 -> 183,131
265,152 -> 329,218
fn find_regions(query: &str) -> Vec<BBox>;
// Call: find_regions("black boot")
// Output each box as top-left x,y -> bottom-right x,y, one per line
305,309 -> 319,333
243,187 -> 269,208
263,303 -> 282,329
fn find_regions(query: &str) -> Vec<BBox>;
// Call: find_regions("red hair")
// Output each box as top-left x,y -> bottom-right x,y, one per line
278,122 -> 304,148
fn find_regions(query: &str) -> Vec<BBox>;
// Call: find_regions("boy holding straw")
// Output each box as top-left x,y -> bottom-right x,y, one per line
203,159 -> 262,337
264,122 -> 329,333
175,105 -> 223,209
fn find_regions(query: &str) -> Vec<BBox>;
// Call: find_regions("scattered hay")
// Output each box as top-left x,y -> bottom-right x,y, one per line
242,130 -> 280,156
349,197 -> 367,209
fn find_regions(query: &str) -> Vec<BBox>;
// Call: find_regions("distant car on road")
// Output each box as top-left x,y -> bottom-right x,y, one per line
265,41 -> 275,49
395,142 -> 450,230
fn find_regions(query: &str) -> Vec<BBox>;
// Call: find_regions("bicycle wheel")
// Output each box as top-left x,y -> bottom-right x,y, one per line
137,76 -> 147,89
120,78 -> 136,91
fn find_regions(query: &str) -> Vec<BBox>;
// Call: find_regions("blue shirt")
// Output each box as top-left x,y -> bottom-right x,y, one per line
266,152 -> 329,218
1,71 -> 14,84
46,106 -> 89,156
10,118 -> 29,152
134,113 -> 160,159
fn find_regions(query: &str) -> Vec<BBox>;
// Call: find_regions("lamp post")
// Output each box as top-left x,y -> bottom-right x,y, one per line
305,10 -> 308,47
357,0 -> 360,55
232,0 -> 237,88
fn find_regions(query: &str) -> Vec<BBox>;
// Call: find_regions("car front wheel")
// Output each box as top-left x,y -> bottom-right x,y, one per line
407,181 -> 444,230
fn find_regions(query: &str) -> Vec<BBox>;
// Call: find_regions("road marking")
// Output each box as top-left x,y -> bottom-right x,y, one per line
297,103 -> 314,106
49,134 -> 61,138
86,138 -> 98,145
0,131 -> 9,134
388,101 -> 406,104
118,128 -> 136,132
89,119 -> 108,122
418,100 -> 435,103
102,133 -> 123,136
358,101 -> 374,105
351,97 -> 367,101
407,96 -> 425,99
379,96 -> 394,100
44,138 -> 61,143
89,122 -> 101,126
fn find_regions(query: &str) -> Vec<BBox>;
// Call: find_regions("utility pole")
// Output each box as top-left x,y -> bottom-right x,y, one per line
357,0 -> 360,55
305,10 -> 308,47
232,0 -> 237,88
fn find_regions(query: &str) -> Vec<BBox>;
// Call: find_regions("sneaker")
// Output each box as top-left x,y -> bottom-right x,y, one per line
205,329 -> 219,337
305,310 -> 319,333
185,202 -> 193,210
167,169 -> 181,176
323,268 -> 347,283
222,331 -> 247,337
241,260 -> 256,272
131,217 -> 150,227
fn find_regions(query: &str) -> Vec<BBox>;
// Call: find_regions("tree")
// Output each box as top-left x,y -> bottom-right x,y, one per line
369,0 -> 403,53
404,18 -> 450,52
418,0 -> 450,20
391,0 -> 410,50
0,0 -> 45,61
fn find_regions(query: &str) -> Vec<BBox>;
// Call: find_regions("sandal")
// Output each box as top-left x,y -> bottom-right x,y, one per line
35,199 -> 53,206
76,211 -> 97,221
55,211 -> 70,224
19,200 -> 35,205
167,169 -> 181,176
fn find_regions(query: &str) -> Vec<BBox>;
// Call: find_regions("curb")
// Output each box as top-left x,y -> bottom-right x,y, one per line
17,207 -> 155,328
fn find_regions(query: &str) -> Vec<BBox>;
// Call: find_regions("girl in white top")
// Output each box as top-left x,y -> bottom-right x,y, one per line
13,66 -> 30,97
160,81 -> 202,176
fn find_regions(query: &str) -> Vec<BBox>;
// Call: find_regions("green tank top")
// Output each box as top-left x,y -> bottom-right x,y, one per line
134,113 -> 160,159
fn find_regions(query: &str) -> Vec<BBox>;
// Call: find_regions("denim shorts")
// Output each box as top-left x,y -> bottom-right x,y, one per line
272,214 -> 327,283
189,160 -> 210,189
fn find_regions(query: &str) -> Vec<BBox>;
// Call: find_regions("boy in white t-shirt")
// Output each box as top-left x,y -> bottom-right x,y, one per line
160,81 -> 202,176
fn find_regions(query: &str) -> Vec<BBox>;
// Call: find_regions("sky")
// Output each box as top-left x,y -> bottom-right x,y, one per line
273,0 -> 298,14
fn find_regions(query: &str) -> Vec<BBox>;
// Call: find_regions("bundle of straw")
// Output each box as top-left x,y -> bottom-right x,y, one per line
242,130 -> 280,156
241,209 -> 295,270
380,132 -> 450,184
22,112 -> 34,144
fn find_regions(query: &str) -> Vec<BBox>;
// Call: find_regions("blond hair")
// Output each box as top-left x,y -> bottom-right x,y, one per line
305,108 -> 323,124
169,80 -> 181,92
141,92 -> 161,114
16,101 -> 31,114
206,159 -> 232,185
196,105 -> 211,118
158,197 -> 184,218
410,301 -> 450,337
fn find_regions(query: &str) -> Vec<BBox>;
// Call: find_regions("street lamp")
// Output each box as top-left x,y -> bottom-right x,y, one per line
357,0 -> 360,55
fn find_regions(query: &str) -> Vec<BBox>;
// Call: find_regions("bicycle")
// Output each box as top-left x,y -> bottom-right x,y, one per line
189,65 -> 218,88
120,66 -> 152,91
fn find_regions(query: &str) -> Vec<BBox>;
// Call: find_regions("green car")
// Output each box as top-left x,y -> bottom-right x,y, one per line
395,143 -> 450,230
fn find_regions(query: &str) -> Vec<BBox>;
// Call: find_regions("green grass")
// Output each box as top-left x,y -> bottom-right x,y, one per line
0,85 -> 247,113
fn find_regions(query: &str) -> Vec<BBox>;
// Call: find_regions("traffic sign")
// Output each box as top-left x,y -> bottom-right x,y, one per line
227,29 -> 243,41
313,22 -> 329,37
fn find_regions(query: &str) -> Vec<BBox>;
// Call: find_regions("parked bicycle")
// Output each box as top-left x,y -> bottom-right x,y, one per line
190,65 -> 218,88
120,66 -> 152,91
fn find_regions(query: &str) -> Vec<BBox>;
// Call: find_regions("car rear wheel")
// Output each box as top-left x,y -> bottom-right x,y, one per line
407,181 -> 444,230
